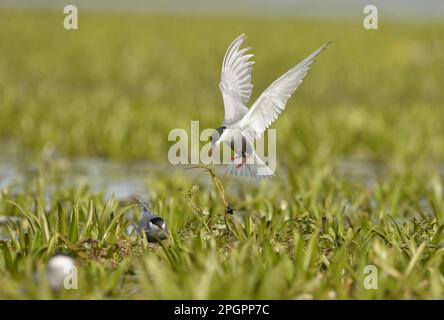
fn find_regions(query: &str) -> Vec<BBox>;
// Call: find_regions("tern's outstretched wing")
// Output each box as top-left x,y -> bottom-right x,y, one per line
238,42 -> 331,140
220,34 -> 255,125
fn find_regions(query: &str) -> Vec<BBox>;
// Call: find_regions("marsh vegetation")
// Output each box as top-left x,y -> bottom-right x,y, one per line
0,10 -> 443,299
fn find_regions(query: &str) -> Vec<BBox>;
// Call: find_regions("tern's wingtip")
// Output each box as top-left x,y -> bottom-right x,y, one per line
238,33 -> 247,41
323,41 -> 333,49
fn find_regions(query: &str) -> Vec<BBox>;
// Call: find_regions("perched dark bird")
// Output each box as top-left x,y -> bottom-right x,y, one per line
136,197 -> 168,243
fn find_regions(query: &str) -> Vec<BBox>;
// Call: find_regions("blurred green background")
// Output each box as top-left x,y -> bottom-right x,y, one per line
0,2 -> 442,166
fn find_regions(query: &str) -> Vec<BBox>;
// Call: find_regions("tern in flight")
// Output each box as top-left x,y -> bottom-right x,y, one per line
209,34 -> 330,178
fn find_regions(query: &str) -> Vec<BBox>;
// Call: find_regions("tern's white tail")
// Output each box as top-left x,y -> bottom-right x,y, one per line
226,153 -> 274,179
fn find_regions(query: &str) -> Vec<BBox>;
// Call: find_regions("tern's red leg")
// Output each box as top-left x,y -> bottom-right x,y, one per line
236,157 -> 247,168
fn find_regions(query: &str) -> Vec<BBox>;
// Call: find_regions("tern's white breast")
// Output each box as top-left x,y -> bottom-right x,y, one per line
221,127 -> 254,155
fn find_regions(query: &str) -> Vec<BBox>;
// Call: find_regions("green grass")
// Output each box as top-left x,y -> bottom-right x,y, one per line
0,9 -> 443,299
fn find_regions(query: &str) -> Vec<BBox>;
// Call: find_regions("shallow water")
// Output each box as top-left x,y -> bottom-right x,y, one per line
1,142 -> 442,201
335,157 -> 387,188
0,158 -> 163,200
0,141 -> 254,201
0,142 -> 172,200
